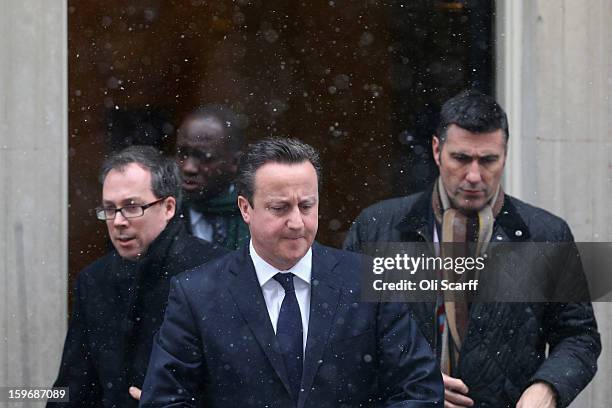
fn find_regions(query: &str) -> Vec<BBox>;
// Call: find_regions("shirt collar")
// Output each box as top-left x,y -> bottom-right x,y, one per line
249,240 -> 312,288
189,207 -> 203,224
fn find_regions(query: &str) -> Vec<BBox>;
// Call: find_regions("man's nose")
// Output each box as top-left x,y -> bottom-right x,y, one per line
286,206 -> 304,230
112,211 -> 129,227
180,156 -> 199,175
465,160 -> 482,184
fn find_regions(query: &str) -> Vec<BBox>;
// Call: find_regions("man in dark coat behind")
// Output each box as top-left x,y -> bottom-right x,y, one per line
344,91 -> 601,408
48,146 -> 227,408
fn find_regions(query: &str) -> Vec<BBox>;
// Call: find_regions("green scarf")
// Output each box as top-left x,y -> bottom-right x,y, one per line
187,187 -> 250,250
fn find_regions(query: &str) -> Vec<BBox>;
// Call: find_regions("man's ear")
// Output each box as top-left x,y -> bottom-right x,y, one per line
164,196 -> 177,220
432,136 -> 442,167
237,195 -> 251,224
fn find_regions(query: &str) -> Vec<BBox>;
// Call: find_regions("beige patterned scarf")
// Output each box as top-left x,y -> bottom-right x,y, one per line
432,178 -> 504,374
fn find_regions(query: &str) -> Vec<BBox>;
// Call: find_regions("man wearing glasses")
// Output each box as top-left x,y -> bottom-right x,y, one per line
49,146 -> 227,408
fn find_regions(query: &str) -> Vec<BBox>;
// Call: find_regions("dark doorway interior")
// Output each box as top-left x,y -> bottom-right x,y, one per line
68,0 -> 493,302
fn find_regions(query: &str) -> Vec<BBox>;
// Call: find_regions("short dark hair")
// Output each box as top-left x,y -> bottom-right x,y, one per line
236,138 -> 322,205
436,90 -> 509,145
182,104 -> 245,151
100,145 -> 183,207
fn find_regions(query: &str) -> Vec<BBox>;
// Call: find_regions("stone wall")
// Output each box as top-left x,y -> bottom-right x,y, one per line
0,1 -> 68,406
497,1 -> 612,406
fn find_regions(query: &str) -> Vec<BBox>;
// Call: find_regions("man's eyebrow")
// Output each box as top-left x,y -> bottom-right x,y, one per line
265,194 -> 318,202
102,197 -> 141,206
264,197 -> 290,204
448,151 -> 472,160
450,151 -> 500,158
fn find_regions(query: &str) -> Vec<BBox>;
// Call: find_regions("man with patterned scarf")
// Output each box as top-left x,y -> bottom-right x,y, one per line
344,91 -> 600,408
176,104 -> 250,249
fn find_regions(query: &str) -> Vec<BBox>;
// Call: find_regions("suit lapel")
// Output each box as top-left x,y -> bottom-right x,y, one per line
227,247 -> 294,397
298,244 -> 342,408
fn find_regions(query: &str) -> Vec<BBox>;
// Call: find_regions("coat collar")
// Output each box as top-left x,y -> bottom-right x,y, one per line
298,243 -> 342,407
492,197 -> 531,242
396,184 -> 436,242
135,215 -> 185,272
227,245 -> 293,396
118,215 -> 186,312
395,185 -> 531,243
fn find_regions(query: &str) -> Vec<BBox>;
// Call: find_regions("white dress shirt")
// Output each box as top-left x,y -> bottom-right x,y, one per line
189,208 -> 214,242
250,240 -> 311,351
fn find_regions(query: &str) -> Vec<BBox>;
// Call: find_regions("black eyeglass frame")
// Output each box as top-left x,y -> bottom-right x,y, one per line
95,196 -> 168,220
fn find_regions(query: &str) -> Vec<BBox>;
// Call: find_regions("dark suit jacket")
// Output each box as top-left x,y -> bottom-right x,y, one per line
140,243 -> 443,407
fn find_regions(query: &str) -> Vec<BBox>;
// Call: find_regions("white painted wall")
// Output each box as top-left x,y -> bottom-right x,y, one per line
0,1 -> 68,406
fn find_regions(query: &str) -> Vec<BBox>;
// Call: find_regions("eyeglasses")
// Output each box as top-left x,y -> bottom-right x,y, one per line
95,197 -> 167,220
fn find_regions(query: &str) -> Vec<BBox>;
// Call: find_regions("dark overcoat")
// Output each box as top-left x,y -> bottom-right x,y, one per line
49,217 -> 227,408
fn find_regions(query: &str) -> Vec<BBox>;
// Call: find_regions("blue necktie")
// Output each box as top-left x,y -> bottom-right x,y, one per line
273,272 -> 303,402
